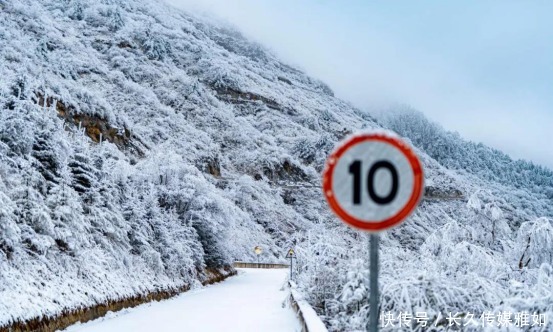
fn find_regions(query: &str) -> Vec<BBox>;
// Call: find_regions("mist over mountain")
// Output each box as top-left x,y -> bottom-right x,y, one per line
0,0 -> 551,330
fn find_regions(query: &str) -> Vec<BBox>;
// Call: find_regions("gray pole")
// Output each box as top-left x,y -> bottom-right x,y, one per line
368,234 -> 379,332
290,256 -> 293,281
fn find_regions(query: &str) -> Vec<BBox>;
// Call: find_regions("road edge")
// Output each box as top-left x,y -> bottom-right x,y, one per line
288,281 -> 329,332
0,267 -> 236,332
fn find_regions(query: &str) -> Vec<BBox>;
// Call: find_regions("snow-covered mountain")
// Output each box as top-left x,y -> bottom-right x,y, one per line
0,0 -> 551,330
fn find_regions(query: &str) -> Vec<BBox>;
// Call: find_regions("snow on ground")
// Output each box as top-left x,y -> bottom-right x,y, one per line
62,268 -> 300,332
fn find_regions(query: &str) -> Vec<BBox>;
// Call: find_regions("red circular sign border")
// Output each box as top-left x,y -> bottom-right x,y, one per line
322,133 -> 424,232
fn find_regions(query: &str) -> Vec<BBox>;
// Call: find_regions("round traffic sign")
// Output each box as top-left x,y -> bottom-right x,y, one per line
322,132 -> 424,232
254,246 -> 262,255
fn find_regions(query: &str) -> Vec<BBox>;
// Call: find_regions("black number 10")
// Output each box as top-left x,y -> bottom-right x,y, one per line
348,160 -> 399,205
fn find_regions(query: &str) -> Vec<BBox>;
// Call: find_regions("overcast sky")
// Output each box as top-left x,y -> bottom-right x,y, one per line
167,0 -> 553,169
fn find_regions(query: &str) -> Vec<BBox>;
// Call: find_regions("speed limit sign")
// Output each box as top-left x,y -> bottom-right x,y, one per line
322,131 -> 424,331
322,131 -> 424,232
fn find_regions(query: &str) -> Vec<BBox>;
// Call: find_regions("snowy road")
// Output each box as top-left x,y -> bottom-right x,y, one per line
63,268 -> 301,332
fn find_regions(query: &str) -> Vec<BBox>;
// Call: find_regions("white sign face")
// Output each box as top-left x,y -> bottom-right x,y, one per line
322,132 -> 424,232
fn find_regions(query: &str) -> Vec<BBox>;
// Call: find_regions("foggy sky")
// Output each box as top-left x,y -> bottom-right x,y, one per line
166,0 -> 553,169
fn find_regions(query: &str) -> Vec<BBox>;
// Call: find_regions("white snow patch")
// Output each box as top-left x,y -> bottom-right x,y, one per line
61,268 -> 301,332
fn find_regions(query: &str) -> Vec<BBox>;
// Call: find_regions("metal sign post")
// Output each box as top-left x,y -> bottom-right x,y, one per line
322,132 -> 424,332
286,249 -> 296,281
368,234 -> 379,331
254,246 -> 262,268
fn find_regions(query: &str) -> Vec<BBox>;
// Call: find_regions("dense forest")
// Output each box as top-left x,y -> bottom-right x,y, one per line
382,108 -> 553,199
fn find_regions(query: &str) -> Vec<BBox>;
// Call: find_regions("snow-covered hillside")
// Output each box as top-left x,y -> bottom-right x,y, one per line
0,0 -> 551,330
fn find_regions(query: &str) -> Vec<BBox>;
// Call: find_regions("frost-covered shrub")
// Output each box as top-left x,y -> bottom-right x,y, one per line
84,5 -> 125,31
197,57 -> 242,89
500,263 -> 553,328
153,74 -> 198,109
327,258 -> 370,331
517,218 -> 553,269
294,229 -> 352,319
66,0 -> 85,20
137,25 -> 172,61
292,133 -> 334,168
466,191 -> 512,246
0,192 -> 20,258
0,111 -> 35,156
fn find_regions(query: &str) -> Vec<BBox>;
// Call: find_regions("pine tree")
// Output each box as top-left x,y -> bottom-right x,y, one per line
67,139 -> 98,200
45,162 -> 87,252
0,191 -> 20,260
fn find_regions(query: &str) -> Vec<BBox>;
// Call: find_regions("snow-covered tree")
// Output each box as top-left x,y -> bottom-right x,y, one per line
517,218 -> 553,269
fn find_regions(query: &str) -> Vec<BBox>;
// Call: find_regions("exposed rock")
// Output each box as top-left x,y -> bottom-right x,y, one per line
263,160 -> 310,182
424,185 -> 464,200
213,86 -> 281,110
35,93 -> 145,157
277,76 -> 292,85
